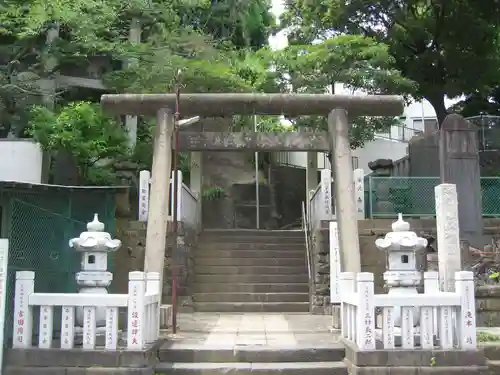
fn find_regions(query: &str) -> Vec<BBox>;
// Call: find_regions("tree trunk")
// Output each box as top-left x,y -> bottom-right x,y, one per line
427,92 -> 448,127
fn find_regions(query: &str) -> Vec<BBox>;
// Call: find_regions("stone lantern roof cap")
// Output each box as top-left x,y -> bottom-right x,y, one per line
375,213 -> 427,251
392,213 -> 410,232
87,213 -> 105,232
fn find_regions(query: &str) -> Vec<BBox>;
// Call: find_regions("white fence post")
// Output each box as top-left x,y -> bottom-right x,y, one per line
170,170 -> 183,219
455,271 -> 476,349
138,170 -> 151,222
330,221 -> 341,330
0,239 -> 9,370
39,305 -> 54,348
13,271 -> 34,348
146,272 -> 160,343
83,306 -> 97,349
420,271 -> 439,348
423,271 -> 439,342
356,272 -> 375,350
320,169 -> 333,219
353,168 -> 365,219
105,307 -> 119,350
339,272 -> 355,341
329,221 -> 341,304
308,190 -> 314,228
61,306 -> 75,349
127,271 -> 146,349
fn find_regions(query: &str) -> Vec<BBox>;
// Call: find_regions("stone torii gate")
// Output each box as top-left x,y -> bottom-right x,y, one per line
101,93 -> 404,286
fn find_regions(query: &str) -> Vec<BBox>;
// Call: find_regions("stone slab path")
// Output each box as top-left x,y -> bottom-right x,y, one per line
163,313 -> 341,347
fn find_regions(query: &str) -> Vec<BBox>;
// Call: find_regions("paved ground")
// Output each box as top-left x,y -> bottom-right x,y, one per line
163,313 -> 341,347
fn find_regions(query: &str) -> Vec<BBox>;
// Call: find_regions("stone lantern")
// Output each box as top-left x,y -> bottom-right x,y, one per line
375,214 -> 427,330
69,214 -> 121,326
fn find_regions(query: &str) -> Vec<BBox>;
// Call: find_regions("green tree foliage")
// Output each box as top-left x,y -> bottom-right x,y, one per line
0,0 -> 435,184
174,0 -> 275,50
0,0 -> 276,134
271,35 -> 415,148
451,87 -> 500,118
28,101 -> 129,184
285,0 -> 500,121
281,0 -> 500,123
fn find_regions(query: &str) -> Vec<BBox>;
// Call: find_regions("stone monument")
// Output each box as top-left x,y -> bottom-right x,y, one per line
375,213 -> 427,345
368,159 -> 395,215
69,214 -> 121,326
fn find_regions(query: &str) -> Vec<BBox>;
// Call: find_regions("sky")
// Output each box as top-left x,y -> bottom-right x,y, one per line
269,0 -> 288,50
267,0 -> 459,110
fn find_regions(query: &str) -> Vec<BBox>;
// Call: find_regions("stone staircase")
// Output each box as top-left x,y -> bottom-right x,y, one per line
483,342 -> 500,374
193,229 -> 309,312
155,342 -> 347,375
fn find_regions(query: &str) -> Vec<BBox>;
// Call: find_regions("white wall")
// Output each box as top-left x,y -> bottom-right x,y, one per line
274,151 -> 330,169
0,140 -> 44,183
403,99 -> 438,131
274,98 -> 439,173
274,138 -> 408,175
352,138 -> 408,175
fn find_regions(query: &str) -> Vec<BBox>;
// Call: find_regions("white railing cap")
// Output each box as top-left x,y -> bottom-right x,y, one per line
16,271 -> 35,280
339,272 -> 355,280
455,271 -> 474,281
146,272 -> 160,280
129,271 -> 146,280
357,272 -> 374,282
424,271 -> 439,280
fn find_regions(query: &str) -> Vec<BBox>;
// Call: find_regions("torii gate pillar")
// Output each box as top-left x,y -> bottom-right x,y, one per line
329,109 -> 361,273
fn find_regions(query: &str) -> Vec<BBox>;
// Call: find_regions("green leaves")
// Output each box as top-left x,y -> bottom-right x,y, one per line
270,34 -> 414,147
281,0 -> 500,122
27,101 -> 129,184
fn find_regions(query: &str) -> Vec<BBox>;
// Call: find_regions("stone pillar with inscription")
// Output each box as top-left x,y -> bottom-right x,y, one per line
190,152 -> 202,228
440,114 -> 484,260
306,151 -> 318,210
368,159 -> 395,216
435,183 -> 462,292
353,168 -> 365,219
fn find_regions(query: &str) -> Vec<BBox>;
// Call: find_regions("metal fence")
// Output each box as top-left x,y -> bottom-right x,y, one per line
466,115 -> 500,151
364,176 -> 500,218
1,187 -> 117,346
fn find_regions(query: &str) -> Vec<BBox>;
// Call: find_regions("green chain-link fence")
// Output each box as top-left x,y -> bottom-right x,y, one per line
364,176 -> 500,218
1,185 -> 117,347
480,177 -> 500,216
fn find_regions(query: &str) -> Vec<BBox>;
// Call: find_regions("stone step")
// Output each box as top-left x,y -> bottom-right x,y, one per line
194,265 -> 307,275
155,361 -> 347,375
5,366 -> 153,375
488,359 -> 500,374
195,249 -> 305,258
192,282 -> 309,294
195,274 -> 309,284
198,243 -> 305,250
193,292 -> 309,303
194,302 -> 310,313
195,257 -> 306,267
202,229 -> 304,238
482,343 -> 500,360
158,343 -> 345,363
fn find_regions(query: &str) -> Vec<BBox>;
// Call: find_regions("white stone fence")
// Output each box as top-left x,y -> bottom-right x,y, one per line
340,271 -> 476,351
308,169 -> 335,229
308,168 -> 365,228
13,271 -> 161,350
138,169 -> 200,229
